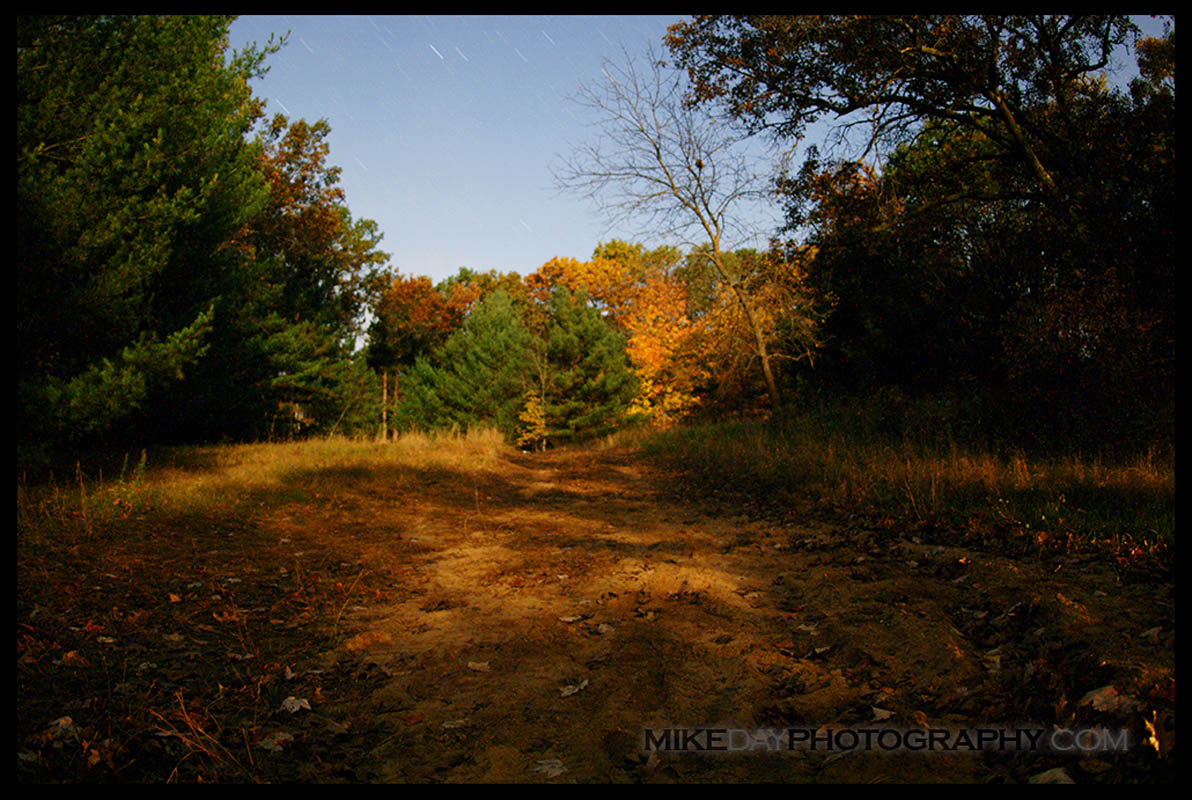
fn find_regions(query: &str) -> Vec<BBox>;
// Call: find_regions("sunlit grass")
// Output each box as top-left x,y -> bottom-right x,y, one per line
17,427 -> 512,545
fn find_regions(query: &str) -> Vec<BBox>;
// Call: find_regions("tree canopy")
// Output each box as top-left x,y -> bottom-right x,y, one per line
666,15 -> 1175,445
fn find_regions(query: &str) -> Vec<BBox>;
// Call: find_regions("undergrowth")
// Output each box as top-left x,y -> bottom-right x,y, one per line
641,394 -> 1174,572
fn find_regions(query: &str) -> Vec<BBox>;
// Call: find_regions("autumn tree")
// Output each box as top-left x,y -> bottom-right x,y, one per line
434,267 -> 530,319
669,15 -> 1175,447
185,112 -> 389,440
622,273 -> 708,425
665,16 -> 1139,210
689,245 -> 827,413
367,274 -> 463,438
553,46 -> 802,413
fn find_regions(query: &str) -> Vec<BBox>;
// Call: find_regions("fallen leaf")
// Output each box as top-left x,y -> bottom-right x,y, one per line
1143,710 -> 1174,757
257,731 -> 294,752
168,594 -> 182,603
1079,685 -> 1139,713
1078,759 -> 1112,775
61,650 -> 89,667
560,679 -> 589,697
281,696 -> 311,713
872,707 -> 894,721
1139,626 -> 1163,644
558,615 -> 586,624
533,758 -> 567,778
467,661 -> 491,672
1029,767 -> 1074,784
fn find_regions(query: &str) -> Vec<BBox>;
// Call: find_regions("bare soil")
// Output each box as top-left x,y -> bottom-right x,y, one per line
17,445 -> 1175,783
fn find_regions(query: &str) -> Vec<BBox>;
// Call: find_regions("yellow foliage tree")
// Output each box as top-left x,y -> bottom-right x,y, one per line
623,275 -> 709,426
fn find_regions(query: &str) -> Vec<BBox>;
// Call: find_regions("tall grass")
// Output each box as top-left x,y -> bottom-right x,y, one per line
17,427 -> 511,544
642,394 -> 1175,552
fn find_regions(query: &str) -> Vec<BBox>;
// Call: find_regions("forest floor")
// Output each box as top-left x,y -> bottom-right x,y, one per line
17,442 -> 1175,783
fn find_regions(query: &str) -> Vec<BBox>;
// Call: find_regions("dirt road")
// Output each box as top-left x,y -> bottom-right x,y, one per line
258,445 -> 1173,783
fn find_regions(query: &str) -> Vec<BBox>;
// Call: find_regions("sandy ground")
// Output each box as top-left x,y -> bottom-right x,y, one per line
252,445 -> 1175,783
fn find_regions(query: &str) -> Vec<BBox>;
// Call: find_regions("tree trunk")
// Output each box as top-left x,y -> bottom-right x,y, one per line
711,249 -> 784,413
381,367 -> 388,441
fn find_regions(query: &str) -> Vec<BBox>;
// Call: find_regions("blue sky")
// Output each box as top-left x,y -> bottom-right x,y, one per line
228,15 -> 695,284
228,15 -> 1171,286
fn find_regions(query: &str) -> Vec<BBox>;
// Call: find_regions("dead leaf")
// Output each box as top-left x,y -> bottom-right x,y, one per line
61,650 -> 89,667
560,679 -> 589,697
1078,685 -> 1139,714
257,731 -> 294,752
1140,626 -> 1163,644
1143,710 -> 1174,757
872,707 -> 894,721
467,661 -> 491,672
533,758 -> 567,777
1029,767 -> 1074,784
168,593 -> 182,603
280,696 -> 311,713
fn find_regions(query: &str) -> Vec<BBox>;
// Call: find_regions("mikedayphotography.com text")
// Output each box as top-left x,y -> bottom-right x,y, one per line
643,726 -> 1132,756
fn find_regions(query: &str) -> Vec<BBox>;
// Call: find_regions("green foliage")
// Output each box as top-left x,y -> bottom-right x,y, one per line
394,291 -> 534,439
19,308 -> 214,441
540,288 -> 640,443
18,17 -> 390,454
18,15 -> 277,451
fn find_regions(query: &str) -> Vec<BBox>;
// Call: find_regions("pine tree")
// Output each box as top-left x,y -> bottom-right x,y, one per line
394,291 -> 533,438
541,287 -> 640,443
17,15 -> 278,454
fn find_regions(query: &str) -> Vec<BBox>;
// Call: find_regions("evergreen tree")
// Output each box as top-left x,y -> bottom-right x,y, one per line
540,287 -> 640,443
394,291 -> 533,438
18,15 -> 278,455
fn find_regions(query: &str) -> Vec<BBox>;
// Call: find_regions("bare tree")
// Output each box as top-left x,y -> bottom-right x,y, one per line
554,45 -> 788,412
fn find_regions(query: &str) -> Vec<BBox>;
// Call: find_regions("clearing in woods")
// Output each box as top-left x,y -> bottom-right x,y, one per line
16,439 -> 1175,783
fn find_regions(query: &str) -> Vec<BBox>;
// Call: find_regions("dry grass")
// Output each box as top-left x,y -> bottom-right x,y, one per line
16,426 -> 514,783
642,411 -> 1175,560
17,427 -> 511,545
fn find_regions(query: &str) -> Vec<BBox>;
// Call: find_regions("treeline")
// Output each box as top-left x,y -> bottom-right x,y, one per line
19,15 -> 1175,467
365,242 -> 823,447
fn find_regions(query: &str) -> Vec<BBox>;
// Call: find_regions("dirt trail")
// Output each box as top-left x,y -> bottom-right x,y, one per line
259,446 -> 1172,783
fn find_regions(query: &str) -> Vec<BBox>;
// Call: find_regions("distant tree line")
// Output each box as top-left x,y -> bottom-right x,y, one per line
19,15 -> 1173,466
